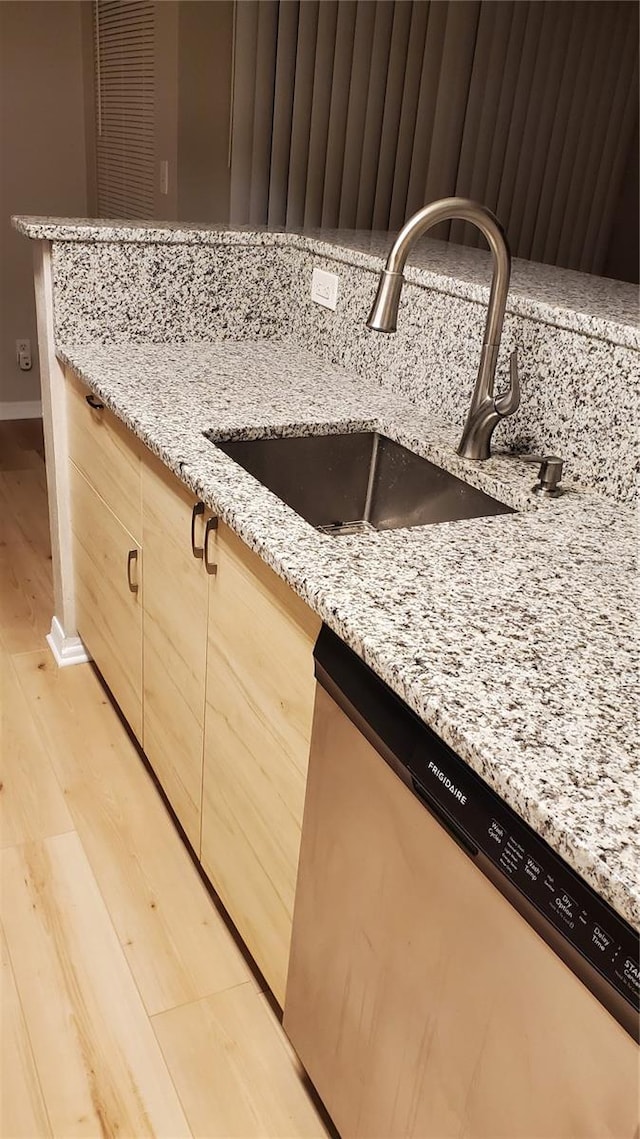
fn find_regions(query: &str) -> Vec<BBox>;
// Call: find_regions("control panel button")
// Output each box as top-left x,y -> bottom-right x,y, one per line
550,890 -> 578,928
591,925 -> 614,953
524,856 -> 542,883
617,957 -> 640,999
488,819 -> 506,847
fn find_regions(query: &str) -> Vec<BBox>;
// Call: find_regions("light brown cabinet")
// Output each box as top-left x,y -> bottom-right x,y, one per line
66,366 -> 142,543
65,366 -> 321,1005
66,366 -> 144,739
200,523 -> 321,1005
69,461 -> 143,740
141,453 -> 211,854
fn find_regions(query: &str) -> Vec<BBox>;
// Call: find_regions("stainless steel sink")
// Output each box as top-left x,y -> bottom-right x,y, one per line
211,432 -> 514,534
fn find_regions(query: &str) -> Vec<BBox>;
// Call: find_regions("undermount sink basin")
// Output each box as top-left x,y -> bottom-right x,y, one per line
211,431 -> 514,534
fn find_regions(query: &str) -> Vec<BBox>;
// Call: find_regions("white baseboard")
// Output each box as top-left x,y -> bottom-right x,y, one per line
0,399 -> 43,420
46,616 -> 91,668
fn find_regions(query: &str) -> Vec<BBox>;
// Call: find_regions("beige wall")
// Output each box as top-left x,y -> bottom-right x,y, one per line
0,0 -> 88,411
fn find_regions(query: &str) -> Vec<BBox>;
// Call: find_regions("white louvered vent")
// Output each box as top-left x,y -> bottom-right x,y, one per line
94,0 -> 155,219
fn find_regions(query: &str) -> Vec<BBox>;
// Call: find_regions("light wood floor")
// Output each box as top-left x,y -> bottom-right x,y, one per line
0,420 -> 333,1139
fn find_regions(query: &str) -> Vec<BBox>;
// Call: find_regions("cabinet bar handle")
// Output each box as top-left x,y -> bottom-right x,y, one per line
204,516 -> 218,575
85,393 -> 105,411
191,502 -> 205,558
127,548 -> 139,593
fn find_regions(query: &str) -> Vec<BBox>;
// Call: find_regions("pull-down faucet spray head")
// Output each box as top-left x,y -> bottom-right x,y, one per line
366,270 -> 404,333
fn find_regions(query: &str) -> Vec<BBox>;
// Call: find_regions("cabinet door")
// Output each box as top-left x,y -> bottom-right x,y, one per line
201,523 -> 321,1006
70,462 -> 143,739
66,366 -> 142,543
142,455 -> 210,854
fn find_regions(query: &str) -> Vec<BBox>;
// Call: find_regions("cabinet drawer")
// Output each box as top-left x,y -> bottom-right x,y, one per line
70,461 -> 143,740
66,365 -> 142,543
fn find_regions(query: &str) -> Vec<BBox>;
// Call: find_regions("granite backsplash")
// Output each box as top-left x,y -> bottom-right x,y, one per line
49,232 -> 639,503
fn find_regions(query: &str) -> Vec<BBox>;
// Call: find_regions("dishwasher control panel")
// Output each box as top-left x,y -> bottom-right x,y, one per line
409,742 -> 639,1018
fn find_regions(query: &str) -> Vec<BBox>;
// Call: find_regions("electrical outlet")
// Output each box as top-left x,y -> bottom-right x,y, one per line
311,268 -> 339,310
16,339 -> 32,371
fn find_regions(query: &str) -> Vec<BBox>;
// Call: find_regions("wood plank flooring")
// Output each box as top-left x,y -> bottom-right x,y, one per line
1,928 -> 52,1139
0,421 -> 52,655
0,420 -> 332,1139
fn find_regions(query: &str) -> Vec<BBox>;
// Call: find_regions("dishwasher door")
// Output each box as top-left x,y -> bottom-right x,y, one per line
284,645 -> 639,1139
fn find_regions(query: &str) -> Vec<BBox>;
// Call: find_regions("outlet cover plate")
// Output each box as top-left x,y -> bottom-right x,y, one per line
311,267 -> 339,310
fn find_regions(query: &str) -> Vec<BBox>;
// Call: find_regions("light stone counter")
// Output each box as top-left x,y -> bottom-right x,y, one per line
56,339 -> 639,932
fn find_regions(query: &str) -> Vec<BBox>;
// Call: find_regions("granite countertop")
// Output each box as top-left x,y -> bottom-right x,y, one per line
56,338 -> 639,931
13,216 -> 640,349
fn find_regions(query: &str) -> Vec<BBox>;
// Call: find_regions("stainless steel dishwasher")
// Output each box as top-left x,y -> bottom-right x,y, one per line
284,627 -> 640,1139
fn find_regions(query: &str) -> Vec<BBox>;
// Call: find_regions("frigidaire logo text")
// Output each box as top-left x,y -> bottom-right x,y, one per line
428,761 -> 467,805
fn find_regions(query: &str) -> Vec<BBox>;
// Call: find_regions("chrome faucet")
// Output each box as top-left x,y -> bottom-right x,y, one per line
367,197 -> 520,461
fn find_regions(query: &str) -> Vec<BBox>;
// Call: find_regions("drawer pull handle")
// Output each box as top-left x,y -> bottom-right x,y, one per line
204,516 -> 218,575
191,502 -> 205,558
85,393 -> 105,411
127,549 -> 139,593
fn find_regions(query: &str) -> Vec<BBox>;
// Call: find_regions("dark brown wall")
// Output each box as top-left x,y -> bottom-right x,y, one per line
603,116 -> 639,284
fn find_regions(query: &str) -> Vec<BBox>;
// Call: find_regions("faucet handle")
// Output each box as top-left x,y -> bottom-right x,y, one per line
494,348 -> 520,419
